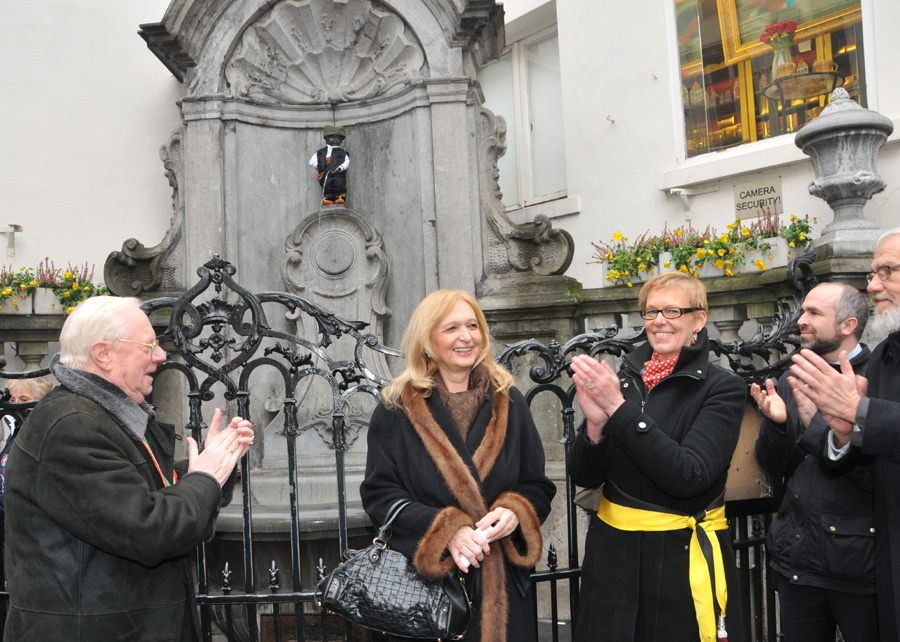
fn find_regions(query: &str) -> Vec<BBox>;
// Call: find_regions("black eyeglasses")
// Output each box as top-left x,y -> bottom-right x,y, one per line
866,264 -> 900,283
639,307 -> 701,320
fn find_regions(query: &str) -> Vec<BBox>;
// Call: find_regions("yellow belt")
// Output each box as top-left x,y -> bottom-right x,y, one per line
598,495 -> 728,642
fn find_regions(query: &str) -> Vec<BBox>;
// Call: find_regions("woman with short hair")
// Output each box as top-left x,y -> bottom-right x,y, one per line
570,271 -> 747,642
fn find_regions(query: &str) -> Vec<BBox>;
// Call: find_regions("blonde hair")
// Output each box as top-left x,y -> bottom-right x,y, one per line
638,272 -> 709,311
381,290 -> 515,408
3,376 -> 53,401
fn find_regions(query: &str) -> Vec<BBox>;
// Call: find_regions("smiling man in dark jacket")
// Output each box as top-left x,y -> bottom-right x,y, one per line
753,282 -> 875,642
3,296 -> 254,641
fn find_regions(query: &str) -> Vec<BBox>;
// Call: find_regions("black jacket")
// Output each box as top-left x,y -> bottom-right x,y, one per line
3,383 -> 223,642
756,345 -> 875,593
361,384 -> 556,642
854,332 -> 900,640
568,330 -> 747,642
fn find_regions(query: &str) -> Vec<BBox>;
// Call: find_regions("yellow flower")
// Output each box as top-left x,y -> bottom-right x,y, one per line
717,249 -> 726,256
2,288 -> 11,296
63,291 -> 71,298
696,249 -> 705,259
72,283 -> 80,290
626,281 -> 633,288
754,260 -> 767,270
679,265 -> 688,273
742,227 -> 750,236
789,241 -> 796,248
799,232 -> 806,240
813,218 -> 818,224
63,272 -> 72,278
613,231 -> 623,241
719,234 -> 728,244
19,284 -> 26,290
663,262 -> 671,268
727,224 -> 734,231
707,249 -> 715,257
676,229 -> 683,237
725,269 -> 733,276
605,253 -> 611,259
637,263 -> 646,272
791,215 -> 797,222
703,239 -> 710,245
716,259 -> 725,269
66,306 -> 75,314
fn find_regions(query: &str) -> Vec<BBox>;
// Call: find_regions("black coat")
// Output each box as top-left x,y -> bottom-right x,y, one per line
360,384 -> 556,642
756,346 -> 875,593
3,386 -> 222,642
568,330 -> 747,642
856,332 -> 900,640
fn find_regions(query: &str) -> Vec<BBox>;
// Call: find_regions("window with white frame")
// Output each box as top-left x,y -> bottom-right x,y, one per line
478,30 -> 567,209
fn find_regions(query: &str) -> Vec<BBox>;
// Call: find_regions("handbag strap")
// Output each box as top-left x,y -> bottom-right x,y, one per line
375,499 -> 413,545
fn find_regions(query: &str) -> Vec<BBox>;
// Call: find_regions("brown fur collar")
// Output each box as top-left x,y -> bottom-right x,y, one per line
403,386 -> 510,642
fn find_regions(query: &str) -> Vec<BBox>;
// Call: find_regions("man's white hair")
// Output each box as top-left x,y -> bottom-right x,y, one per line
875,227 -> 900,250
59,296 -> 144,369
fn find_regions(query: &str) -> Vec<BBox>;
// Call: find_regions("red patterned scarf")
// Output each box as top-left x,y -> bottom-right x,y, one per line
642,352 -> 679,391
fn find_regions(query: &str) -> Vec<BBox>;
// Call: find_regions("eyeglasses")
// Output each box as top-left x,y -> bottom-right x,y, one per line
117,338 -> 160,353
866,264 -> 900,283
639,307 -> 701,320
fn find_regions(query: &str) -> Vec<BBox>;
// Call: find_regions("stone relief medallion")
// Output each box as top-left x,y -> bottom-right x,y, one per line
225,0 -> 427,105
260,209 -> 392,456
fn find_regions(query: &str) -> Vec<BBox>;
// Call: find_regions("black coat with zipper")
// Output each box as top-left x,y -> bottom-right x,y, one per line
755,345 -> 875,593
568,329 -> 747,642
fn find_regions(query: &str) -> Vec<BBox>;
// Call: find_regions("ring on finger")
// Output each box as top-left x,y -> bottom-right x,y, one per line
586,379 -> 595,389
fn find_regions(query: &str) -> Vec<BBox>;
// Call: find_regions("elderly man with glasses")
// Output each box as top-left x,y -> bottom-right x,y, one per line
3,296 -> 254,642
789,227 -> 900,642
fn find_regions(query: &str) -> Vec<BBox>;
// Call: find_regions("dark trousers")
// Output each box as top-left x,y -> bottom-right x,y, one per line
774,572 -> 878,642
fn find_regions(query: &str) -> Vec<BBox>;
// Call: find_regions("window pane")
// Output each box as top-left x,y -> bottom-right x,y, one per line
675,0 -> 865,158
526,35 -> 567,198
479,54 -> 520,207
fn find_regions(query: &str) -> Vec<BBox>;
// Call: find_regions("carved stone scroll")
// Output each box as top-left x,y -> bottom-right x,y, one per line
104,129 -> 186,296
478,107 -> 574,277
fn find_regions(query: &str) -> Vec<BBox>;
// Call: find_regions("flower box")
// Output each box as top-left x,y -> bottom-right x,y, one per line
0,293 -> 32,315
33,288 -> 63,315
744,237 -> 790,272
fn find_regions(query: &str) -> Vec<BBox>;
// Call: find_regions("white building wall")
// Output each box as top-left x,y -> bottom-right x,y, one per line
1,0 -> 898,290
548,0 -> 900,288
0,0 -> 181,274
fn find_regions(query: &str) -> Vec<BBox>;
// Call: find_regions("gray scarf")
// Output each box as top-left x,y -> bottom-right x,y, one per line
50,354 -> 155,442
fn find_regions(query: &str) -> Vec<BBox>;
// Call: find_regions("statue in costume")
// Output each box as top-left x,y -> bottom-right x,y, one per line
309,125 -> 349,205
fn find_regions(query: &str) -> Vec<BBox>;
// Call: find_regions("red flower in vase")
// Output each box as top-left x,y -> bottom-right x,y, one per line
759,20 -> 798,47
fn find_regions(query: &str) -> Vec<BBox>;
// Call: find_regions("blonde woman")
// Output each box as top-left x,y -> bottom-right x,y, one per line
361,290 -> 556,642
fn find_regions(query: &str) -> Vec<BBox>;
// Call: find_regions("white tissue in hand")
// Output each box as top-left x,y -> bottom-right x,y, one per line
459,526 -> 492,568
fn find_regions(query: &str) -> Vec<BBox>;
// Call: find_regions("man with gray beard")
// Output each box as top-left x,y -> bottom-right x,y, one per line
790,228 -> 900,642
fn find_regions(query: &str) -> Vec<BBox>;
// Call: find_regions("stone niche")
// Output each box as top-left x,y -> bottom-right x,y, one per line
122,0 -> 519,525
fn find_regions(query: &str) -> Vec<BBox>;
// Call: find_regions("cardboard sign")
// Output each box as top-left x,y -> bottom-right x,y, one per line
734,177 -> 782,218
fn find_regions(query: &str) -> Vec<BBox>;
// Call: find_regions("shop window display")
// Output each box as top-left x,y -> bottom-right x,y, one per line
676,0 -> 865,158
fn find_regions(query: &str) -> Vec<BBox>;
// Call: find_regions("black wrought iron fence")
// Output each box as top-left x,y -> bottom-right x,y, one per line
0,253 -> 817,641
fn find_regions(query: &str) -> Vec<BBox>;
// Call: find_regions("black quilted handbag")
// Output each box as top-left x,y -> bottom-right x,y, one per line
316,500 -> 472,640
